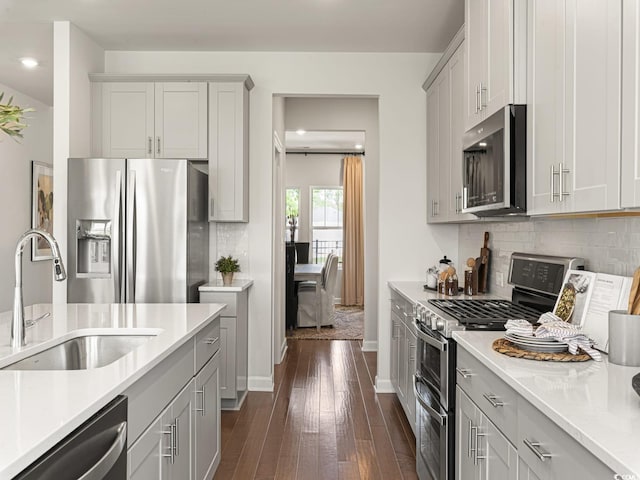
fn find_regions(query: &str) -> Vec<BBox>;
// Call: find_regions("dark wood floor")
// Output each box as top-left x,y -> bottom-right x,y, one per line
214,339 -> 417,480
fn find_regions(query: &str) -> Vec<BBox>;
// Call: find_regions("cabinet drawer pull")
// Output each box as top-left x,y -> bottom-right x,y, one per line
475,428 -> 487,463
204,337 -> 219,345
456,367 -> 473,378
523,438 -> 552,462
483,393 -> 505,408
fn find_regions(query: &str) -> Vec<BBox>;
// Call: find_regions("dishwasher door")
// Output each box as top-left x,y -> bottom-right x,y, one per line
15,396 -> 127,480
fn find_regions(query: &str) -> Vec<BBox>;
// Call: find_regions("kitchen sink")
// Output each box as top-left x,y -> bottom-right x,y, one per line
2,334 -> 156,371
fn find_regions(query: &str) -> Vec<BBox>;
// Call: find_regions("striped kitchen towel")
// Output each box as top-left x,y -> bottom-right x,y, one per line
505,319 -> 535,336
535,319 -> 602,362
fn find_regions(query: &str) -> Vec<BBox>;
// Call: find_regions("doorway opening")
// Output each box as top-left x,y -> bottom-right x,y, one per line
272,96 -> 378,352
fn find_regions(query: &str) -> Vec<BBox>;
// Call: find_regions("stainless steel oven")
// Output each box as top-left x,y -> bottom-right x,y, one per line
413,312 -> 456,480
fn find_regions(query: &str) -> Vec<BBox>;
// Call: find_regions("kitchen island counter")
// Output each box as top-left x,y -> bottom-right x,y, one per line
0,302 -> 225,479
454,330 -> 640,478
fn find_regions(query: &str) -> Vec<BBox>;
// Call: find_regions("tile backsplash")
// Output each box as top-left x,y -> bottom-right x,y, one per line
459,216 -> 640,299
208,223 -> 249,280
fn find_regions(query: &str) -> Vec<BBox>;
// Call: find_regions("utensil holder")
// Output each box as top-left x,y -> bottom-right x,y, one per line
608,310 -> 640,366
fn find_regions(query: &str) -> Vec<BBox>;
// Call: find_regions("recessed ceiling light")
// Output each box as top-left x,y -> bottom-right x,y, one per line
355,144 -> 363,149
20,57 -> 39,68
479,142 -> 487,147
296,129 -> 306,136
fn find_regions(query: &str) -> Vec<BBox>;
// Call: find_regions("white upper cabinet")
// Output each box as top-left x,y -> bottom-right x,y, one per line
527,0 -> 621,215
426,38 -> 477,224
102,83 -> 155,159
98,81 -> 208,159
208,82 -> 250,222
464,0 -> 524,131
155,83 -> 208,159
622,0 -> 640,207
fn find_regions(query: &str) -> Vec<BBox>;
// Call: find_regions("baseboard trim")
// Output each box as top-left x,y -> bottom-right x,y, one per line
248,376 -> 274,392
279,339 -> 288,363
361,340 -> 378,352
375,377 -> 394,394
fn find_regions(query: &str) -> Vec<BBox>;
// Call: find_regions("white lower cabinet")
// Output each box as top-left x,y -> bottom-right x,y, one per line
457,345 -> 617,480
126,316 -> 221,480
129,382 -> 193,480
389,290 -> 417,433
193,351 -> 221,480
517,398 -> 615,480
456,387 -> 517,480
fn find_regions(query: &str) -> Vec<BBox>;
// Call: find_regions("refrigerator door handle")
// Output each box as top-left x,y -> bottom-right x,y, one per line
113,171 -> 122,302
126,171 -> 136,303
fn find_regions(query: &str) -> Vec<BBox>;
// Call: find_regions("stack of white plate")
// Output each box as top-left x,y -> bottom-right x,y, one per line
504,333 -> 568,353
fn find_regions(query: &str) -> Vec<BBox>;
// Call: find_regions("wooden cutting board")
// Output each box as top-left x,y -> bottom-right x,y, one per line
478,231 -> 490,293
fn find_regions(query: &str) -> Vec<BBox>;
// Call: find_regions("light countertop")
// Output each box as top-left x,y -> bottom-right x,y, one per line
199,278 -> 254,292
0,302 -> 225,479
454,330 -> 640,477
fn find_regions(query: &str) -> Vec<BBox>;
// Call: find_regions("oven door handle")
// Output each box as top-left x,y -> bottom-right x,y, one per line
413,375 -> 446,427
413,320 -> 447,351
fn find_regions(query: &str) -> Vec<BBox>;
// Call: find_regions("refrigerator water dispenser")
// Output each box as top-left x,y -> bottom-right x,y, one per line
76,220 -> 111,277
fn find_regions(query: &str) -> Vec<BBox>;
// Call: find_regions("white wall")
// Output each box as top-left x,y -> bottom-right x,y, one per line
285,153 -> 343,243
105,50 -> 442,391
0,83 -> 53,311
52,21 -> 104,303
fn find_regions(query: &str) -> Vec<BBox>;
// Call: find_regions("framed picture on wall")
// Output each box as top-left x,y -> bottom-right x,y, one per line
31,161 -> 53,261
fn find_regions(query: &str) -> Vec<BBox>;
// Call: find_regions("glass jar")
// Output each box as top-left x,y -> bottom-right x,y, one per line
446,273 -> 459,296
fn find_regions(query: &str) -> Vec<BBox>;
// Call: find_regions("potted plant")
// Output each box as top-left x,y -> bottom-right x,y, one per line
0,92 -> 32,140
215,255 -> 240,286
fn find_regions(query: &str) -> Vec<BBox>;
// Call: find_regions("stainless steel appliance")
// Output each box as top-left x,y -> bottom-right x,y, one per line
15,396 -> 127,479
68,158 -> 208,303
413,253 -> 584,480
462,105 -> 527,216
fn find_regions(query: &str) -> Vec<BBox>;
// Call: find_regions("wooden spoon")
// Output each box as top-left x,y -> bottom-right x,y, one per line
629,267 -> 640,314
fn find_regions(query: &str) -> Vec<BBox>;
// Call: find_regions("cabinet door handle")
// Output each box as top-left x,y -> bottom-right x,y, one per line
559,163 -> 570,201
162,424 -> 175,464
470,425 -> 478,463
523,438 -> 552,462
475,428 -> 487,463
475,84 -> 480,113
480,82 -> 487,110
205,337 -> 219,345
195,385 -> 206,416
456,367 -> 473,378
157,136 -> 161,155
174,418 -> 179,457
483,393 -> 505,408
148,136 -> 152,155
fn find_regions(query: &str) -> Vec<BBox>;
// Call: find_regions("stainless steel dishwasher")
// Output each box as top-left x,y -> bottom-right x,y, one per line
15,396 -> 127,480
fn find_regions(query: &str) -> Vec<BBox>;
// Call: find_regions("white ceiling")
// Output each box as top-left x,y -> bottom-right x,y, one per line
0,0 -> 463,105
285,130 -> 365,152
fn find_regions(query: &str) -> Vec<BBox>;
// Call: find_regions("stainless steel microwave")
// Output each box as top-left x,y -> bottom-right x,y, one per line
462,105 -> 527,216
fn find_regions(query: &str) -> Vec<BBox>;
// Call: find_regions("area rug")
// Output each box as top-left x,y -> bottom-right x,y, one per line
286,305 -> 364,340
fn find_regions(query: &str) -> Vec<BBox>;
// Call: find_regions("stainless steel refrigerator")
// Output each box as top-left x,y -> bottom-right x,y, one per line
67,158 -> 208,303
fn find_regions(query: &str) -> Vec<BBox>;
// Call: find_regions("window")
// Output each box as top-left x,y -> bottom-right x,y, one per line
311,187 -> 343,264
285,188 -> 300,241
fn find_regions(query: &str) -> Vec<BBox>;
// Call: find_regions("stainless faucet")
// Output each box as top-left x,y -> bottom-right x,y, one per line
12,229 -> 67,348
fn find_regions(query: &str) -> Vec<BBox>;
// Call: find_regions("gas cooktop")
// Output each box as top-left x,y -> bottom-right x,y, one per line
428,299 -> 542,329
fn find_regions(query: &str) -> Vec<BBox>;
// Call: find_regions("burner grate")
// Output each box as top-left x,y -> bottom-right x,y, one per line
428,299 -> 542,324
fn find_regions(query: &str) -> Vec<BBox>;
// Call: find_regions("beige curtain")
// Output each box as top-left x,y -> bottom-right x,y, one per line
342,155 -> 364,306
